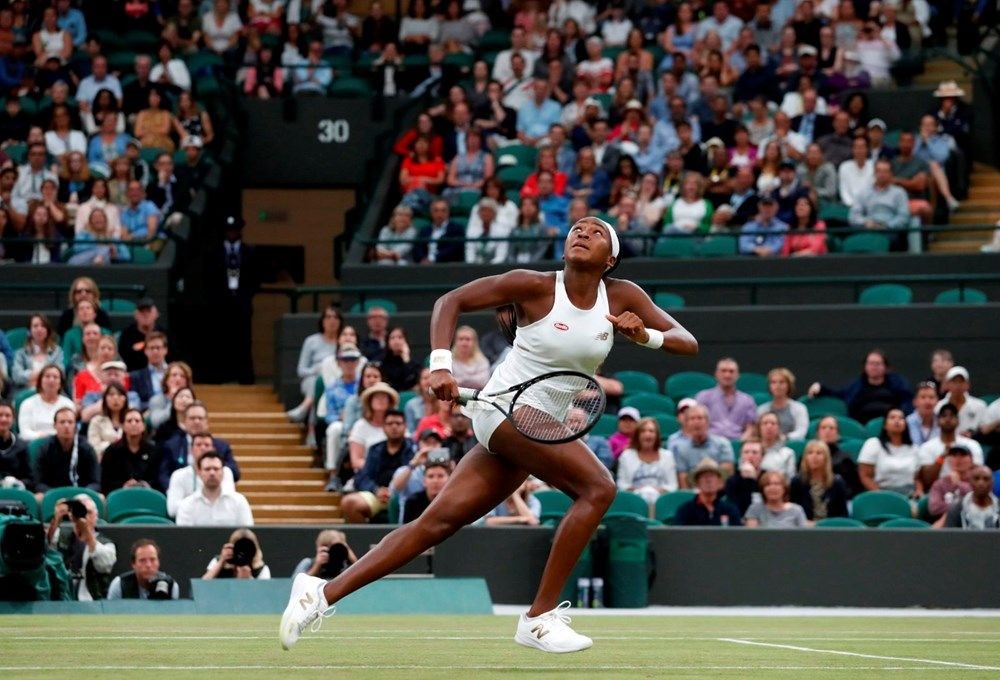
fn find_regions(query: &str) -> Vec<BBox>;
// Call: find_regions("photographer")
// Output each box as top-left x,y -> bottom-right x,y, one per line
47,494 -> 117,600
0,401 -> 32,491
202,528 -> 270,579
107,539 -> 180,600
34,408 -> 101,501
292,529 -> 358,579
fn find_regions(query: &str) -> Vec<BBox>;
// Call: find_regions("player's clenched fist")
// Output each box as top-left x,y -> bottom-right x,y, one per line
429,369 -> 460,401
605,312 -> 650,345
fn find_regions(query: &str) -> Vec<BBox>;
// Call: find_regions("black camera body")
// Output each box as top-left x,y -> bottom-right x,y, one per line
147,577 -> 173,600
318,542 -> 349,579
230,537 -> 257,567
66,499 -> 88,520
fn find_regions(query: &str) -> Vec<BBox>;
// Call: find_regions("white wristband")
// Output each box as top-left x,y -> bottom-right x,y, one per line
640,328 -> 664,349
429,349 -> 453,372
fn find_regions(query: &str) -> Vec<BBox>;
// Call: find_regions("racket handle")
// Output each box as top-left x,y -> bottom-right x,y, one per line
456,387 -> 479,405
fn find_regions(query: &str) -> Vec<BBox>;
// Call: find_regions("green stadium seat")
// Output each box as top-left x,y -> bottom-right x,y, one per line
664,371 -> 715,401
478,29 -> 511,51
839,438 -> 863,461
934,288 -> 987,304
653,414 -> 680,438
185,50 -> 225,73
653,292 -> 685,309
443,52 -> 473,69
591,413 -> 619,438
807,416 -> 866,440
654,490 -> 696,525
450,190 -> 481,216
652,236 -> 696,258
604,490 -> 653,521
4,326 -> 27,350
494,144 -> 537,168
118,514 -> 174,525
601,46 -> 625,62
328,77 -> 371,98
397,390 -> 417,408
130,247 -> 158,265
614,370 -> 660,396
0,488 -> 41,520
386,493 -> 400,524
4,141 -> 26,164
916,494 -> 935,522
879,517 -> 931,529
592,93 -> 613,110
818,200 -> 850,224
800,395 -> 848,419
736,372 -> 768,394
107,51 -> 139,76
496,165 -> 532,191
622,392 -> 675,415
750,391 -> 770,406
851,490 -> 912,526
14,388 -> 34,422
841,232 -> 890,254
105,298 -> 137,313
786,439 -> 807,466
865,416 -> 885,438
27,438 -> 46,477
41,487 -> 106,522
106,488 -> 168,523
139,146 -> 167,165
122,30 -> 159,52
697,236 -> 737,257
349,298 -> 398,313
815,517 -> 865,528
535,489 -> 572,523
858,283 -> 913,306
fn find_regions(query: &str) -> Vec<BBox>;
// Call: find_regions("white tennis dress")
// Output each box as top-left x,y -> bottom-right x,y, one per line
465,270 -> 615,450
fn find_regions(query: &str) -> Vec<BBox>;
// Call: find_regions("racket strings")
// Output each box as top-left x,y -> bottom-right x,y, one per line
511,374 -> 606,442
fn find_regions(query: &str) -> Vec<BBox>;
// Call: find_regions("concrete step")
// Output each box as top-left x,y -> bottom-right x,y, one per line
950,213 -> 1000,226
233,444 -> 313,454
214,432 -> 303,445
211,422 -> 302,435
969,186 -> 1000,199
238,479 -> 329,492
239,467 -> 327,481
239,455 -> 315,468
243,491 -> 341,504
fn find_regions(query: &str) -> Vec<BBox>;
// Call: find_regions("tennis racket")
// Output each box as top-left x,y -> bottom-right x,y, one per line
457,370 -> 606,444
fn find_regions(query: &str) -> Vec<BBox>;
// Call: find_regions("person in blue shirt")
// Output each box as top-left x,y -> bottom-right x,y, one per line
120,180 -> 162,240
55,0 -> 87,48
739,196 -> 787,257
536,170 -> 570,236
340,409 -> 415,523
517,79 -> 563,146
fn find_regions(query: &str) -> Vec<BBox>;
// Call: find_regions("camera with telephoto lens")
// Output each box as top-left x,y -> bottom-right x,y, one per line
147,578 -> 172,600
318,542 -> 349,579
66,499 -> 88,520
230,537 -> 257,567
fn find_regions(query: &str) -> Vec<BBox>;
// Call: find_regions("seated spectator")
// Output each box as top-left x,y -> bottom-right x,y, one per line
73,334 -> 117,403
913,114 -> 961,211
837,136 -> 874,207
937,466 -> 999,530
848,159 -> 911,246
696,358 -> 759,441
100,408 -> 158,495
790,439 -> 850,520
173,91 -> 215,147
662,172 -> 712,235
398,0 -> 439,55
576,36 -> 613,93
767,160 -> 809,224
756,367 -> 809,440
33,7 -> 72,68
485,480 -> 541,525
744,471 -> 809,527
790,89 -> 832,144
937,366 -> 987,437
166,433 -> 235,516
444,129 -> 492,198
17,365 -> 75,442
341,409 -> 414,523
58,151 -> 95,207
12,144 -> 58,220
816,111 -> 854,168
507,196 -> 549,263
46,493 -> 116,600
866,119 -> 895,161
318,342 -> 366,482
292,529 -> 357,578
73,178 -> 121,236
723,439 -> 765,515
673,405 -> 737,487
616,417 -> 679,507
285,306 -> 342,424
345,381 -> 399,479
149,369 -> 194,436
403,458 -> 451,523
517,79 -> 562,147
158,401 -> 240,491
815,415 -> 863,497
203,0 -> 244,56
374,205 -> 417,265
675,457 -> 743,526
290,40 -> 332,95
380,328 -> 420,393
0,400 -> 31,490
473,80 -> 516,147
858,407 -> 921,497
755,140 -> 782,194
107,539 -> 180,600
891,131 -> 933,224
44,104 -> 86,159
608,406 -> 640,460
727,125 -> 758,170
11,314 -> 63,390
151,41 -> 191,93
740,195 -> 788,257
917,402 -> 983,488
451,325 -> 490,390
782,195 -> 827,256
202,529 -> 270,579
176,451 -> 253,526
412,198 -> 464,264
567,148 -> 610,210
34,408 -> 100,498
126,331 -> 169,409
66,207 -> 130,265
134,88 -> 177,153
757,412 -> 798,479
808,349 -> 914,423
928,443 -> 976,518
465,198 -> 512,265
120,180 -> 161,241
87,383 -> 128,459
392,433 -> 447,512
908,380 -> 941,446
854,21 -> 899,85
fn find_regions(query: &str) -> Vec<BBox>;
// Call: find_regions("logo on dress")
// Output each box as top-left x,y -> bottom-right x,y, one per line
553,322 -> 569,331
596,332 -> 610,341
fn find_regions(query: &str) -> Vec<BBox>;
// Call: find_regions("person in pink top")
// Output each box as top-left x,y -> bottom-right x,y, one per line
608,406 -> 640,459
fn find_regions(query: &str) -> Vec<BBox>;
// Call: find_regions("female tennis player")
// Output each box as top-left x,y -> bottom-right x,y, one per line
281,217 -> 697,653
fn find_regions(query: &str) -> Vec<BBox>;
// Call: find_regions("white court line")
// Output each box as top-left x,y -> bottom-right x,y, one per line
6,635 -> 1000,643
0,665 -> 993,672
494,605 -> 1000,618
719,638 -> 1000,671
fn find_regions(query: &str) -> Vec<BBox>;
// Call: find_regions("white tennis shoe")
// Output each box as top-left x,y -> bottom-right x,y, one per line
279,573 -> 335,650
513,601 -> 593,653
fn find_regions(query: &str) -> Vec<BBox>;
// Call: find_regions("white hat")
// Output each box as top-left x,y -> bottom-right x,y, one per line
617,406 -> 640,420
676,397 -> 698,414
945,366 -> 969,381
933,80 -> 966,98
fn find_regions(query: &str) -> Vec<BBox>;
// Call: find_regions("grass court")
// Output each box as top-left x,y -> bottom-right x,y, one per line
1,613 -> 999,678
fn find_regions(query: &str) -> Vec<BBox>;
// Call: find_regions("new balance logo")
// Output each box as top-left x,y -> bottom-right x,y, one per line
530,624 -> 549,640
596,332 -> 609,341
298,592 -> 315,610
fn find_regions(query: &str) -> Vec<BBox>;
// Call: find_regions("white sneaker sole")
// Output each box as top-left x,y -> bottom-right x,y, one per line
513,631 -> 593,653
279,573 -> 318,651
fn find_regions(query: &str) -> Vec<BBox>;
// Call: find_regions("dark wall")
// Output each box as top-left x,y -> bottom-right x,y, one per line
97,525 -> 1000,607
242,98 -> 410,187
274,303 -> 1000,406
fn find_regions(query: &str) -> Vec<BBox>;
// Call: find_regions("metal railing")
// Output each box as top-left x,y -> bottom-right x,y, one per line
0,282 -> 147,309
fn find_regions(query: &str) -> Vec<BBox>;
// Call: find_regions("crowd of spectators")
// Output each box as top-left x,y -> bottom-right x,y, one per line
0,1 -> 220,263
286,303 -> 1000,529
356,0 -> 980,263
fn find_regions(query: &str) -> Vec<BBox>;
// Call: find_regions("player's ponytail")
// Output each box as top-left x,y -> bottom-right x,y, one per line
495,304 -> 517,344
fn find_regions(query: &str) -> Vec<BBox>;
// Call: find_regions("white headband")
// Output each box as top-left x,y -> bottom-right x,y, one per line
567,217 -> 620,259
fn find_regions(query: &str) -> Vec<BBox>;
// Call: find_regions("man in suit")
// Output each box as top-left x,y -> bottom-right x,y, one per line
440,101 -> 473,163
210,215 -> 258,384
791,88 -> 832,144
128,330 -> 169,409
157,401 -> 240,491
411,198 -> 465,263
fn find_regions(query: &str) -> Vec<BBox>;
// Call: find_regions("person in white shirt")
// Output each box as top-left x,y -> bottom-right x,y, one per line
917,402 -> 983,488
935,366 -> 987,437
17,364 -> 75,441
465,197 -> 513,264
548,0 -> 595,34
696,0 -> 744,50
166,433 -> 236,516
175,451 -> 253,526
12,143 -> 59,208
599,4 -> 633,47
75,55 -> 123,110
151,42 -> 192,91
837,135 -> 874,207
858,407 -> 921,497
492,26 -> 537,85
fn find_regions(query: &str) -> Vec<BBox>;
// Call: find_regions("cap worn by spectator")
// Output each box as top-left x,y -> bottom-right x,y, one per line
126,137 -> 142,149
705,137 -> 726,150
797,45 -> 818,57
867,118 -> 887,131
933,81 -> 965,98
136,297 -> 156,310
759,195 -> 777,205
337,343 -> 362,360
624,99 -> 644,111
617,406 -> 640,421
945,366 -> 969,381
692,457 -> 722,482
497,154 -> 518,167
676,397 -> 698,414
779,160 -> 797,171
101,360 -> 128,372
182,135 -> 203,149
477,197 -> 500,212
947,443 -> 973,457
418,428 -> 443,443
